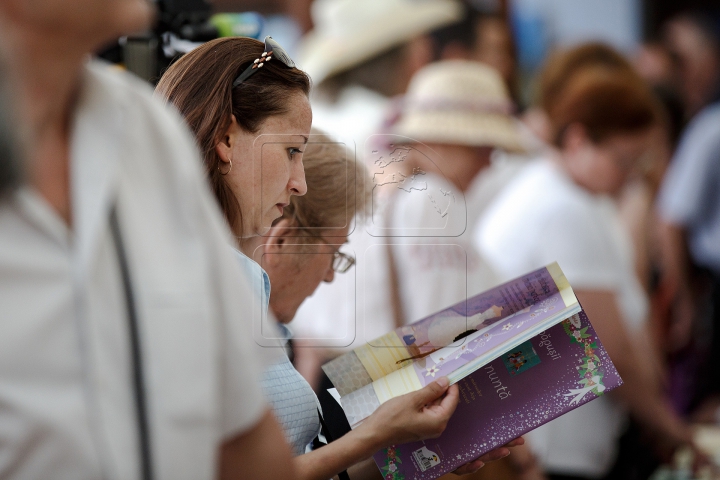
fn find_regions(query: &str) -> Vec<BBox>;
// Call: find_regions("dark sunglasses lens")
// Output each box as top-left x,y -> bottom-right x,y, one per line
265,37 -> 295,68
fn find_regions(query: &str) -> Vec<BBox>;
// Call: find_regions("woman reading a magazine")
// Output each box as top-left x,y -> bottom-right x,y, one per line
476,62 -> 697,479
156,37 -> 520,480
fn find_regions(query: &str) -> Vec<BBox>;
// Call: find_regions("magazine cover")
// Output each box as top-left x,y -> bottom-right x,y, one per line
372,310 -> 622,479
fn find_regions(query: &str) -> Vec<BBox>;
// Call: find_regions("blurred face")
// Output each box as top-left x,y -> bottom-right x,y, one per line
664,18 -> 720,116
0,0 -> 153,47
407,143 -> 493,192
561,124 -> 652,195
473,17 -> 516,86
264,226 -> 351,324
221,92 -> 312,237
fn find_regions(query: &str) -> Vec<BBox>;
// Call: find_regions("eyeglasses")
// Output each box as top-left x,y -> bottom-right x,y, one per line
315,236 -> 355,274
294,226 -> 355,273
232,36 -> 296,88
331,249 -> 356,274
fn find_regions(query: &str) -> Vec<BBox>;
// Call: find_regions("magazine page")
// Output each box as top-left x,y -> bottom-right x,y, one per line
324,262 -> 574,398
340,287 -> 580,427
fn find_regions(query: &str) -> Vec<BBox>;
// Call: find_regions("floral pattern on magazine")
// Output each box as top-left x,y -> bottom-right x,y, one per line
380,446 -> 405,480
562,314 -> 606,405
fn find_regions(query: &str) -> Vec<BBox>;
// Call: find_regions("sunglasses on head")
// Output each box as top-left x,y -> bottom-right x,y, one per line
232,36 -> 296,88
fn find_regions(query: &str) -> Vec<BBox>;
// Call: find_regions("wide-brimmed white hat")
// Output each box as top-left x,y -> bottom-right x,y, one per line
298,0 -> 463,86
393,60 -> 525,152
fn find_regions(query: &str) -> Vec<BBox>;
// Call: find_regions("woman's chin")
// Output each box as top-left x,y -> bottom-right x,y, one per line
264,211 -> 283,229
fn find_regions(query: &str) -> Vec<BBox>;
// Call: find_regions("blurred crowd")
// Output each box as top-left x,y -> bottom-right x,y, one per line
1,0 -> 719,479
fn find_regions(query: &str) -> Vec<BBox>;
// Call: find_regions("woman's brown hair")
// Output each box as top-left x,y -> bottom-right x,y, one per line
155,37 -> 311,235
537,42 -> 634,114
547,66 -> 661,147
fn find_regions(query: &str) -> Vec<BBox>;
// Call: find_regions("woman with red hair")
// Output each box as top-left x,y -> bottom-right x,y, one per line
476,66 -> 694,480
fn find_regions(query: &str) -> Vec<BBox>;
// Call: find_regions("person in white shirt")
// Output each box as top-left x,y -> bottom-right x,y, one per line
0,1 -> 295,478
383,59 -> 528,325
476,66 -> 694,480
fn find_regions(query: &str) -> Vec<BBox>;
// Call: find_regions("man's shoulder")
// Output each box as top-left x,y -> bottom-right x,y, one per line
680,102 -> 720,149
694,102 -> 720,126
83,60 -> 204,180
478,159 -> 598,252
85,61 -> 185,131
666,102 -> 720,181
85,60 -> 168,119
488,160 -> 583,217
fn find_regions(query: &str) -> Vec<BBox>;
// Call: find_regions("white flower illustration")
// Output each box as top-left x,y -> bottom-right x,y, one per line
425,365 -> 440,377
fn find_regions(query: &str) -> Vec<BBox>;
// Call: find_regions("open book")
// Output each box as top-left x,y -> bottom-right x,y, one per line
322,263 -> 623,479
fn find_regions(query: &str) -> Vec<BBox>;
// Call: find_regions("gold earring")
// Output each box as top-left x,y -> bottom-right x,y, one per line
219,158 -> 232,176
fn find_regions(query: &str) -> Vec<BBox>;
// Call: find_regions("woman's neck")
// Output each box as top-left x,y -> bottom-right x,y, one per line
1,19 -> 86,140
0,20 -> 87,224
238,236 -> 264,264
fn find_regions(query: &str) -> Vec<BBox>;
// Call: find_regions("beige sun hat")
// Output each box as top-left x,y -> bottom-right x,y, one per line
298,0 -> 463,86
393,60 -> 525,152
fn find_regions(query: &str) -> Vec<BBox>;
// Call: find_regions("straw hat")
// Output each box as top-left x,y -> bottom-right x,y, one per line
298,0 -> 463,86
393,60 -> 525,152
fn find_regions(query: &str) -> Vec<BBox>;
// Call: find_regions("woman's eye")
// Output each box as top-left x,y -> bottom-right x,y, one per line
287,147 -> 302,159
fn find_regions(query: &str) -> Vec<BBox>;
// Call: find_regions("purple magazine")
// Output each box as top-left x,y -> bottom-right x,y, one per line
372,310 -> 622,480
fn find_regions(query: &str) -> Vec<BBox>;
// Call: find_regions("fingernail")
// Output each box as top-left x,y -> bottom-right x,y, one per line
436,377 -> 449,388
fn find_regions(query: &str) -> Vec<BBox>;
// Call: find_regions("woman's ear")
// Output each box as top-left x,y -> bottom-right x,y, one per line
215,114 -> 240,165
263,218 -> 295,266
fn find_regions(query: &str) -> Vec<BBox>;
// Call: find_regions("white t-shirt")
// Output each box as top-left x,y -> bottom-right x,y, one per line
475,158 -> 648,478
0,61 -> 273,480
389,171 -> 500,323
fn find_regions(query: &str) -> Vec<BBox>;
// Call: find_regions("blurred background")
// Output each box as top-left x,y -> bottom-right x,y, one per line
100,1 -> 720,479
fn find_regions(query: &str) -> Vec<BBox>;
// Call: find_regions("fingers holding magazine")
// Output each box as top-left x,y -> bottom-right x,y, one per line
451,437 -> 525,476
356,377 -> 460,446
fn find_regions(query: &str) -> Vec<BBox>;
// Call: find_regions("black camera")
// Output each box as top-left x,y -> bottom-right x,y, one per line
100,0 -> 219,84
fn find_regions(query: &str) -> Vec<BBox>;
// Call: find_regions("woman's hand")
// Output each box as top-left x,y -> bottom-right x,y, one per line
452,437 -> 526,476
355,376 -> 459,450
293,377 -> 458,480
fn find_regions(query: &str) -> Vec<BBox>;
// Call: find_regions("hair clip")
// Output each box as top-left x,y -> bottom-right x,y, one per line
233,37 -> 294,87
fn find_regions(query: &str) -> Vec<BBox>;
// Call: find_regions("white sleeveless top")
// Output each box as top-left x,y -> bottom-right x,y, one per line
233,250 -> 322,455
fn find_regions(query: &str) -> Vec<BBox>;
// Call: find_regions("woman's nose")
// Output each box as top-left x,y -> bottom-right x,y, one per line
289,162 -> 307,196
